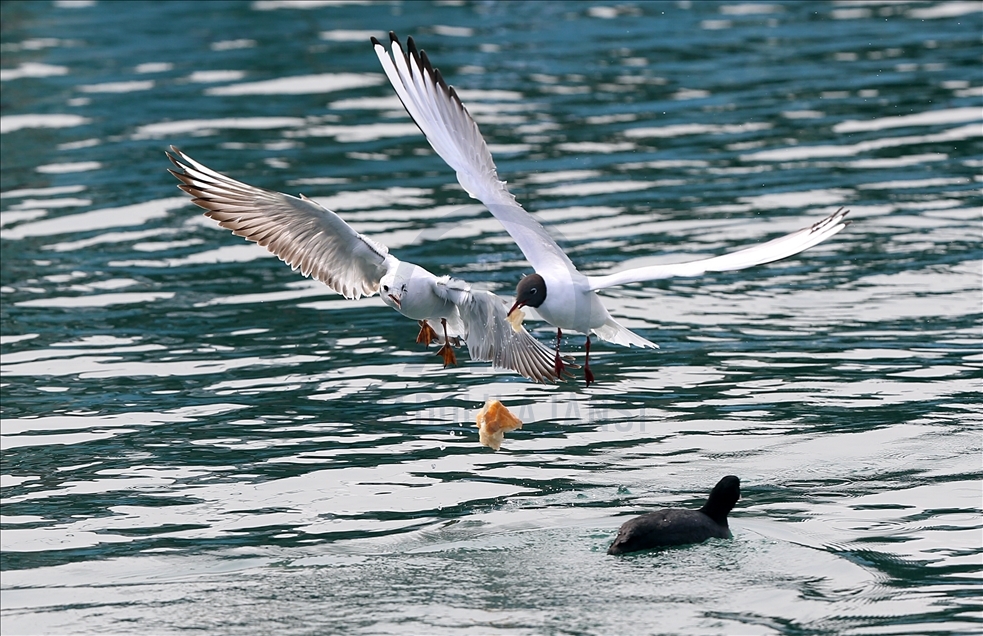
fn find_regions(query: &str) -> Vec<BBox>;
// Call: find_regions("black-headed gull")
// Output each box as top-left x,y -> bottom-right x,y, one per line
373,33 -> 850,386
166,147 -> 571,383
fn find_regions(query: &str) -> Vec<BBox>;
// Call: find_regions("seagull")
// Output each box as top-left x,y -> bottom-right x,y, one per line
373,32 -> 850,386
166,146 -> 572,384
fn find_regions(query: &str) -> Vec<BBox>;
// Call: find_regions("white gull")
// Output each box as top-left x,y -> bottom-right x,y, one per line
373,32 -> 850,386
167,147 -> 571,383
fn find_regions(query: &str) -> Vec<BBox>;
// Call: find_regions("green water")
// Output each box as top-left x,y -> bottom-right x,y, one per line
2,1 -> 981,634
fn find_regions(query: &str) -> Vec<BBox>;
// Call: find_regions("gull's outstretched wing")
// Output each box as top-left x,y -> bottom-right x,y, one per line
167,146 -> 393,299
169,147 -> 567,383
373,32 -> 580,279
434,277 -> 574,383
587,208 -> 850,291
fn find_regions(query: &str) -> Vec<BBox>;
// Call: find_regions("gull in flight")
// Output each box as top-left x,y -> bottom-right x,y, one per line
166,147 -> 572,383
373,32 -> 850,386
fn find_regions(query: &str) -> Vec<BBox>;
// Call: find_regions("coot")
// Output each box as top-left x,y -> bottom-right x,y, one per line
607,475 -> 740,555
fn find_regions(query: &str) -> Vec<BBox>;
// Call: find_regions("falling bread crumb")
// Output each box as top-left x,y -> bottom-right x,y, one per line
507,308 -> 525,333
475,400 -> 523,451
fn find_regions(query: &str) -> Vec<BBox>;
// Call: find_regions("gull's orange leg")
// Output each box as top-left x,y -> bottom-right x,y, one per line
416,320 -> 437,346
435,318 -> 457,367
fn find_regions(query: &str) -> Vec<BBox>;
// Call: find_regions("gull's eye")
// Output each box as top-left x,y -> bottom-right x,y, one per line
383,285 -> 389,292
529,287 -> 537,295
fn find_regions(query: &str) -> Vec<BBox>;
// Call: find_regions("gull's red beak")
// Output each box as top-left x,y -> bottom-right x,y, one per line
388,294 -> 401,308
507,300 -> 525,317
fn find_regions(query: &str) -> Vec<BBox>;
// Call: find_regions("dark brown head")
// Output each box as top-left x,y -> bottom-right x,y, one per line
508,273 -> 547,315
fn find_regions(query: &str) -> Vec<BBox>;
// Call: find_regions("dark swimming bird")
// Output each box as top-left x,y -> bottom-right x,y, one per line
607,475 -> 740,555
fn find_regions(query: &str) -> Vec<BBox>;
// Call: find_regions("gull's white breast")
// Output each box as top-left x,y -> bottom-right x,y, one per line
537,271 -> 612,335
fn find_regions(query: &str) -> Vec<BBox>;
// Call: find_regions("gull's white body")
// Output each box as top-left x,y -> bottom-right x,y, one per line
373,33 -> 850,349
167,147 -> 567,383
531,271 -> 641,347
378,264 -> 457,326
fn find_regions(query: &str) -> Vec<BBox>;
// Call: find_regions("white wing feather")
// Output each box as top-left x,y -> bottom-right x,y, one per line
167,146 -> 393,299
169,147 -> 570,383
587,208 -> 850,290
373,33 -> 578,277
433,277 -> 571,383
375,33 -> 850,296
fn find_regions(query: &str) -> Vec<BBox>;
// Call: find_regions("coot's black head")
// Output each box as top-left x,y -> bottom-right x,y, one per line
699,475 -> 740,525
508,273 -> 547,315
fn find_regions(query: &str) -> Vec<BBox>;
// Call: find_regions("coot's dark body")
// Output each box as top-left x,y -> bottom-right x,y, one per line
608,475 -> 740,555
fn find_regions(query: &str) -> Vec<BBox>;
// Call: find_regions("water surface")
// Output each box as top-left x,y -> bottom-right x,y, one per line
2,1 -> 981,634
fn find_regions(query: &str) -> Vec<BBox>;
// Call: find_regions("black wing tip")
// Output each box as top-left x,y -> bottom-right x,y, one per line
370,35 -> 382,47
447,84 -> 465,109
419,49 -> 449,91
433,67 -> 448,90
808,207 -> 852,233
166,145 -> 193,172
386,32 -> 452,95
166,152 -> 186,173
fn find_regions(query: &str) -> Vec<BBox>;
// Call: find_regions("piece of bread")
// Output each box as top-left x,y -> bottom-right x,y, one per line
475,400 -> 523,451
507,308 -> 525,332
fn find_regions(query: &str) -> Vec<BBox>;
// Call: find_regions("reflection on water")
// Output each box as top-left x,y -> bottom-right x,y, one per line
1,1 -> 981,634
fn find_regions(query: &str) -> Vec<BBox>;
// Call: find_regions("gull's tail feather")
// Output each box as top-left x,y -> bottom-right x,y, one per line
592,316 -> 658,349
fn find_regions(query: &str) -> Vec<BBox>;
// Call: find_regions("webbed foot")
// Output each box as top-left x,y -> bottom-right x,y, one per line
553,327 -> 565,377
416,320 -> 437,346
435,318 -> 457,367
436,342 -> 458,367
554,351 -> 566,378
583,335 -> 595,387
584,365 -> 595,387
